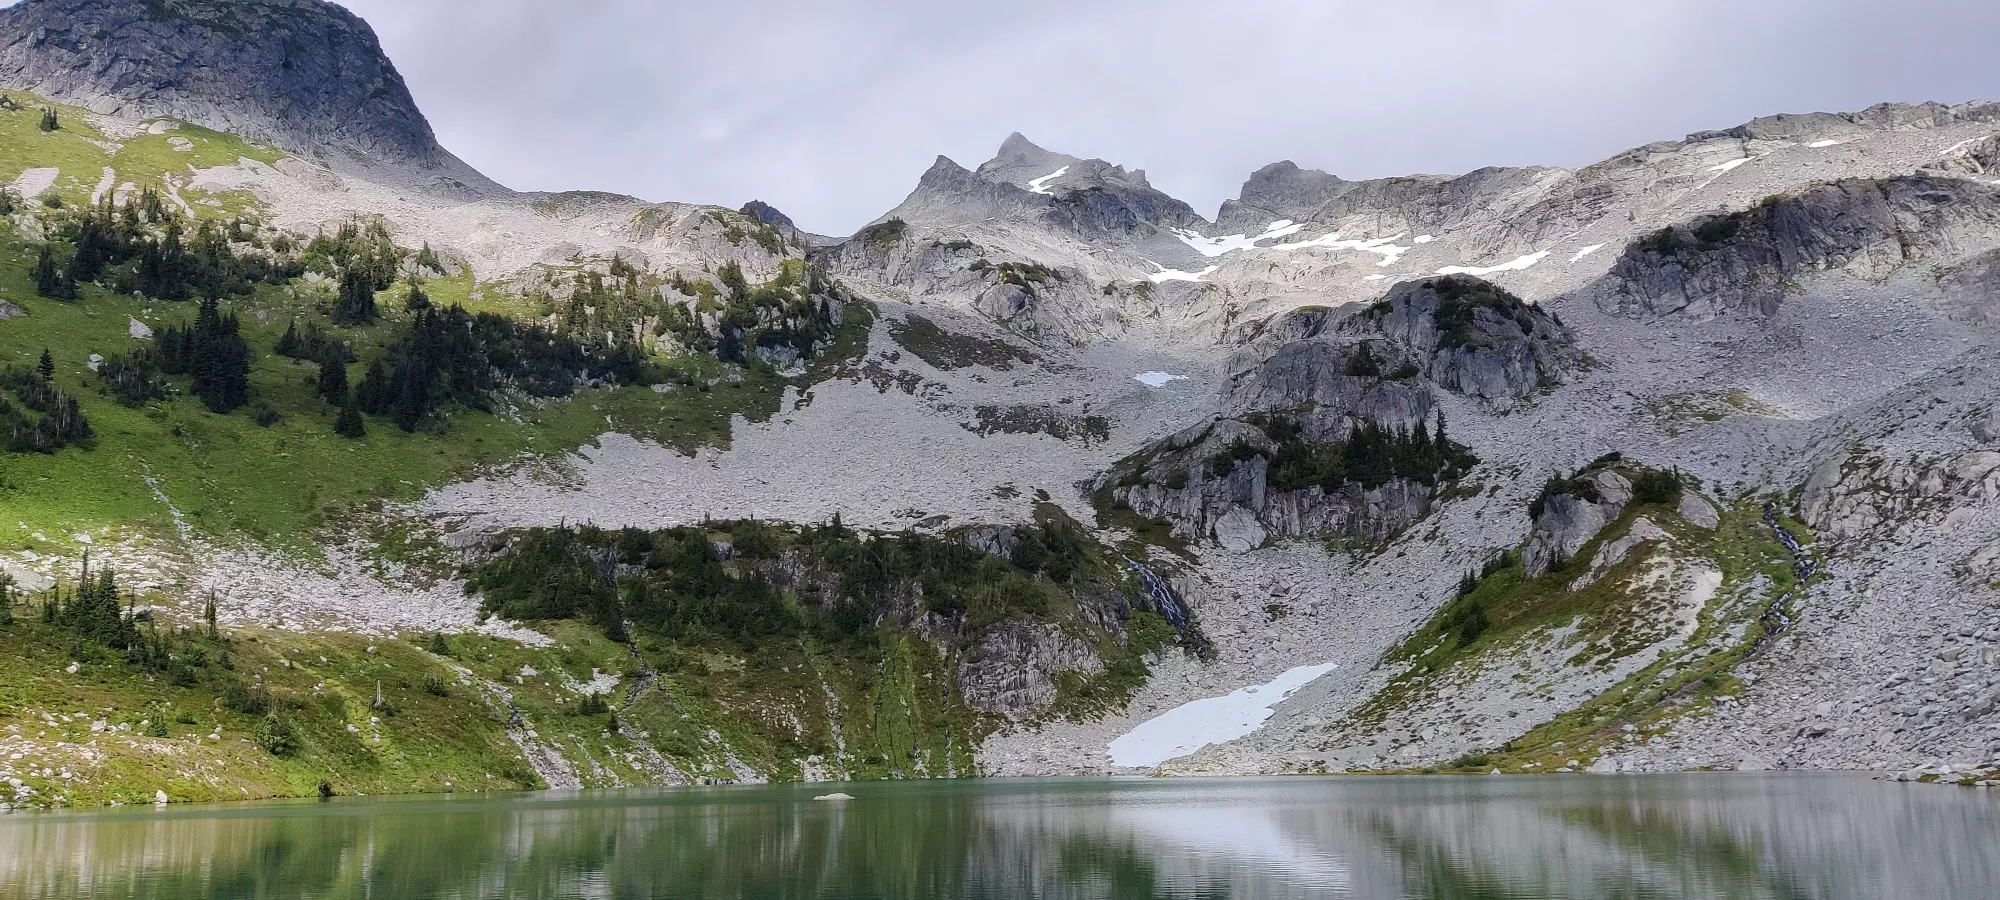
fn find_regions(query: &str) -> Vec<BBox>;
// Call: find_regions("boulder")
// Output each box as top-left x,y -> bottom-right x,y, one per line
1678,491 -> 1721,530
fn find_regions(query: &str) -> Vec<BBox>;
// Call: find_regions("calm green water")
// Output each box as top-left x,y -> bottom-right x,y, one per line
0,774 -> 1994,898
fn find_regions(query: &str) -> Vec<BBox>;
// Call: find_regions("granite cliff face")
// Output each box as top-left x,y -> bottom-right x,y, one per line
1595,176 -> 2000,320
0,0 -> 458,170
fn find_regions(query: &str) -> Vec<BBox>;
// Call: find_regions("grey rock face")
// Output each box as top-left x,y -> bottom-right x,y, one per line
869,138 -> 1202,245
1222,340 -> 1435,432
1523,469 -> 1633,577
1340,275 -> 1579,405
1974,407 -> 2000,445
1596,176 -> 2000,320
976,132 -> 1205,234
957,622 -> 1103,718
0,0 -> 447,166
1924,134 -> 2000,178
1218,160 -> 1559,237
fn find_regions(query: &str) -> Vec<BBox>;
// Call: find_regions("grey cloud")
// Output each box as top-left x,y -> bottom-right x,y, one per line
320,1 -> 1998,233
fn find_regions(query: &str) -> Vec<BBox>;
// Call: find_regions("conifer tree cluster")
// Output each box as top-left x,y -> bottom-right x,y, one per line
38,107 -> 58,132
0,350 -> 92,453
576,258 -> 844,367
332,268 -> 378,326
32,244 -> 75,300
470,517 -> 1102,652
155,297 -> 251,413
1226,413 -> 1477,494
46,192 -> 298,302
355,304 -> 645,432
43,565 -> 136,650
96,349 -> 169,407
273,318 -> 356,366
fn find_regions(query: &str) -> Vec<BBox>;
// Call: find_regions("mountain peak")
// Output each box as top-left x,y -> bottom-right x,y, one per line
0,0 -> 448,166
994,131 -> 1058,164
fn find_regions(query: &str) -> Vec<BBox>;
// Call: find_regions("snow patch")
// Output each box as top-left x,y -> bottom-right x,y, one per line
1171,221 -> 1412,266
1173,220 -> 1307,257
1569,243 -> 1607,263
1134,372 -> 1187,388
1363,274 -> 1387,281
1437,250 -> 1549,277
1807,140 -> 1844,149
1107,663 -> 1337,768
1145,263 -> 1218,284
1414,234 -> 1436,244
1026,166 -> 1070,195
1707,158 -> 1751,173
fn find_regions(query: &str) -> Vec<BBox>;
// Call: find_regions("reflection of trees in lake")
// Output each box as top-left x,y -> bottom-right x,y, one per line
1,777 -> 1995,899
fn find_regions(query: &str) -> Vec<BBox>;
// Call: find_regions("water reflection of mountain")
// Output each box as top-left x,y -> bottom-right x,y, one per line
0,776 -> 1994,898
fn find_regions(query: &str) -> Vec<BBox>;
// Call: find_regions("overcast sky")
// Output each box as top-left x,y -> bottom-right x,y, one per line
326,0 -> 2000,235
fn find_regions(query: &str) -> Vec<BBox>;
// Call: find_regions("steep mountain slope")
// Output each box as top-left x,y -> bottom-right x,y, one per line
0,0 -> 467,173
2,0 -> 1998,806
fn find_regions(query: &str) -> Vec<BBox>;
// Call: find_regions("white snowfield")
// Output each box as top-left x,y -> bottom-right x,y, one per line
1026,166 -> 1070,195
1145,263 -> 1218,284
1569,243 -> 1607,262
1437,250 -> 1550,277
1107,663 -> 1337,768
1171,222 -> 1412,266
1134,372 -> 1187,388
1707,157 -> 1752,173
1173,220 -> 1308,257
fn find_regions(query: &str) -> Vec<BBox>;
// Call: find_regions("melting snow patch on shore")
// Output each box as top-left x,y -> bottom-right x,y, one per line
1134,372 -> 1187,388
1108,663 -> 1337,768
1027,166 -> 1070,195
1437,250 -> 1549,277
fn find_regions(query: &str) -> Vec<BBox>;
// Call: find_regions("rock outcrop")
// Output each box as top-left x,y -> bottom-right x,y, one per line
1522,465 -> 1634,577
1340,275 -> 1579,405
1596,176 -> 2000,320
0,0 -> 461,170
1216,160 -> 1560,238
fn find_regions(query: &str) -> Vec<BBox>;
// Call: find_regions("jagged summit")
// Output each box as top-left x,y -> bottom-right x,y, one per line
975,131 -> 1166,198
0,0 -> 454,168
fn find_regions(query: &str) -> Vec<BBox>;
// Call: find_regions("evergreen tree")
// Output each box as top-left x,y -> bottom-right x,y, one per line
39,107 -> 59,132
274,320 -> 302,357
37,348 -> 54,381
156,297 -> 251,413
0,572 -> 14,626
332,268 -> 378,326
404,279 -> 431,312
33,245 -> 74,300
316,355 -> 349,404
333,401 -> 366,438
1344,341 -> 1381,377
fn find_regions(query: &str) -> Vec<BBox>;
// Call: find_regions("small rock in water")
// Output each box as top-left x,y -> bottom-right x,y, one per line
154,790 -> 168,805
